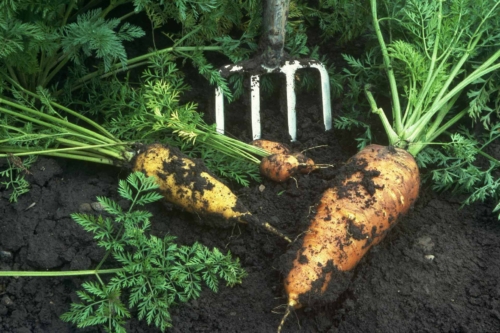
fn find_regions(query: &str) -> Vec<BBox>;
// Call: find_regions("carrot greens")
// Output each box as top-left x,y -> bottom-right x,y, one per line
0,172 -> 246,332
0,0 -> 262,99
0,74 -> 267,201
339,0 -> 500,214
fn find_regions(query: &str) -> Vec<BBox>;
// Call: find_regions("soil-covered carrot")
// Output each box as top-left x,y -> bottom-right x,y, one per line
132,143 -> 252,227
279,145 -> 419,327
259,153 -> 300,183
132,143 -> 291,241
252,139 -> 321,182
259,153 -> 319,182
292,152 -> 315,174
277,0 -> 500,327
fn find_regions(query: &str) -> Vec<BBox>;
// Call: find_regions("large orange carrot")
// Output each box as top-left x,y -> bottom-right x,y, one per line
281,145 -> 419,319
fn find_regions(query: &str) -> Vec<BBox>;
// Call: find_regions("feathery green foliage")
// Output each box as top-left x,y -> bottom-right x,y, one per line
72,50 -> 267,186
0,154 -> 36,202
0,0 -> 353,192
0,57 -> 268,196
0,0 -> 274,191
60,172 -> 246,332
416,125 -> 500,209
0,1 -> 145,93
292,0 -> 370,44
335,0 -> 500,213
0,0 -> 263,100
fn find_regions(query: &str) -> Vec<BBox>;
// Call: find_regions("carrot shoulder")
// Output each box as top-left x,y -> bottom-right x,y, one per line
284,144 -> 420,309
250,139 -> 291,155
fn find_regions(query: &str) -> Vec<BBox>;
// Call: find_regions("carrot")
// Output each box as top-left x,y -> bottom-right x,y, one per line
260,154 -> 300,183
292,152 -> 315,174
252,139 -> 323,182
133,143 -> 249,226
0,88 -> 291,240
133,143 -> 291,241
279,144 -> 420,329
259,152 -> 323,182
259,151 -> 330,182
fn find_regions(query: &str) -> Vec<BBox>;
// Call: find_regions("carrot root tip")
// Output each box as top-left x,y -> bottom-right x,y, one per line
277,306 -> 292,333
262,222 -> 292,243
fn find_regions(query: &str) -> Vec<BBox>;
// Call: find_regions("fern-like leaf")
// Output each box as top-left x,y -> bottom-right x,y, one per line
61,9 -> 145,72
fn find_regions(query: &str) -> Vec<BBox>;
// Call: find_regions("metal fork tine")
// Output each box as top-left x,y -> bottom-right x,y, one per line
282,62 -> 299,141
215,61 -> 332,142
250,75 -> 261,140
309,62 -> 333,132
215,84 -> 226,135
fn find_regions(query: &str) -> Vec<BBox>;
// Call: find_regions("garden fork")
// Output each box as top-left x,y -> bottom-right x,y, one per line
214,0 -> 332,142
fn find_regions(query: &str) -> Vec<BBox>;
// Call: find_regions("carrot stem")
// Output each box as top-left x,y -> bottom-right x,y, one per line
0,269 -> 121,277
370,0 -> 402,134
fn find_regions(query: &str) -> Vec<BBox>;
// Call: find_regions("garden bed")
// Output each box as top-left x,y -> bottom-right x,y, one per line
1,89 -> 499,332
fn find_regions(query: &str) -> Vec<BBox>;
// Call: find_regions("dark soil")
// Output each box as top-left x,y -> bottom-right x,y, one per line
1,87 -> 500,333
2,16 -> 500,327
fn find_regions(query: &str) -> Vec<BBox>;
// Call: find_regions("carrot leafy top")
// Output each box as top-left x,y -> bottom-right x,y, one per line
363,0 -> 500,156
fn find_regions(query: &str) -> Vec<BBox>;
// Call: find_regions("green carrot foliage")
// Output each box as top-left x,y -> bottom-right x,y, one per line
334,0 -> 500,214
61,172 -> 246,332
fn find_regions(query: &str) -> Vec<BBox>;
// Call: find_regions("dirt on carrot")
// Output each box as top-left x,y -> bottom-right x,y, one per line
280,145 -> 420,310
132,143 -> 253,228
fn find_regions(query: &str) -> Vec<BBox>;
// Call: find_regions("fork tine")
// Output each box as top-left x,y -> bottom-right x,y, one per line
250,75 -> 262,140
282,62 -> 299,141
215,61 -> 332,142
215,85 -> 225,135
309,62 -> 332,132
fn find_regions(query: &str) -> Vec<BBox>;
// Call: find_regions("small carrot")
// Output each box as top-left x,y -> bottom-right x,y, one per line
252,139 -> 325,182
260,154 -> 300,183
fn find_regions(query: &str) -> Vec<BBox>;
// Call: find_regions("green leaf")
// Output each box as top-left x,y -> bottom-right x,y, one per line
135,191 -> 164,206
97,196 -> 123,216
117,179 -> 134,201
65,169 -> 247,331
493,201 -> 500,220
61,8 -> 145,72
126,172 -> 141,191
0,154 -> 37,202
